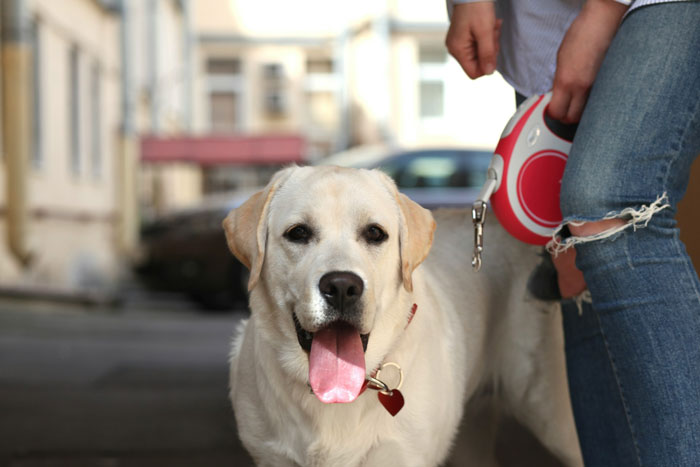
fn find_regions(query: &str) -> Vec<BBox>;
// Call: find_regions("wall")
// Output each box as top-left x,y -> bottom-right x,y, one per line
0,0 -> 122,291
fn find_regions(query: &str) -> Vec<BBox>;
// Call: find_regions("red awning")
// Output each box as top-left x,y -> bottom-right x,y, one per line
141,134 -> 306,166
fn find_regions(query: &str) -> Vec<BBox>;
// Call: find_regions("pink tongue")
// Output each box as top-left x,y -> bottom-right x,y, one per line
309,323 -> 366,404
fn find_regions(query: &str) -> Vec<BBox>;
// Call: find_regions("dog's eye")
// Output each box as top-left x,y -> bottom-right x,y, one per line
284,224 -> 313,244
363,224 -> 388,244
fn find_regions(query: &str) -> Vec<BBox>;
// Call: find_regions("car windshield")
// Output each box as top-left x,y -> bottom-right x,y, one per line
377,150 -> 491,189
397,157 -> 456,187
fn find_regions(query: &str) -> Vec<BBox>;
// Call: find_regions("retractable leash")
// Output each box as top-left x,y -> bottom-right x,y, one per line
471,92 -> 578,270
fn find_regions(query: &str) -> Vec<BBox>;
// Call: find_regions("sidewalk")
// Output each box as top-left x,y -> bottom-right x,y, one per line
0,298 -> 254,467
0,297 -> 564,467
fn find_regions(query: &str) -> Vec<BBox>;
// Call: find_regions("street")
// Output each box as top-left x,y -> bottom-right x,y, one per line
0,294 -> 563,467
0,296 -> 254,467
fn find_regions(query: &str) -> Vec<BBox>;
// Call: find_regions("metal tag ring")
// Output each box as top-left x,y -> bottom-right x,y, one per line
375,362 -> 403,394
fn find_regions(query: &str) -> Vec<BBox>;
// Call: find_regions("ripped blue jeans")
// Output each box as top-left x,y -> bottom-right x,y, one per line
553,3 -> 700,466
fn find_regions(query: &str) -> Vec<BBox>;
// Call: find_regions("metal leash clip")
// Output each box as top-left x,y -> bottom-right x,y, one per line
471,168 -> 498,271
366,362 -> 404,395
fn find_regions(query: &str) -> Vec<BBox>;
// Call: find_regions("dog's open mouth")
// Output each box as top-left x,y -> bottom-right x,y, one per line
293,313 -> 369,353
293,313 -> 370,404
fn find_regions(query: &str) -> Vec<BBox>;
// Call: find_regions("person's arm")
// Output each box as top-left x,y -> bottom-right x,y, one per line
445,0 -> 502,79
548,0 -> 629,123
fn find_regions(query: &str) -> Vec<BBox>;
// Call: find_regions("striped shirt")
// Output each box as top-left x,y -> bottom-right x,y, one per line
447,0 -> 689,96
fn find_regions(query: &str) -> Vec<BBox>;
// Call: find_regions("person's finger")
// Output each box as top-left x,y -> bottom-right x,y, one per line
474,23 -> 498,75
565,91 -> 588,123
548,87 -> 571,121
452,43 -> 482,78
446,29 -> 482,79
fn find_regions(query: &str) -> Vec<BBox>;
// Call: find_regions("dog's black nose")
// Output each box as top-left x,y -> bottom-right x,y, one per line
319,272 -> 364,311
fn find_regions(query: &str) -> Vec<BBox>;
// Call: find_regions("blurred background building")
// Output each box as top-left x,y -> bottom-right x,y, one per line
4,0 -> 696,301
0,0 -> 516,299
1,0 -> 125,297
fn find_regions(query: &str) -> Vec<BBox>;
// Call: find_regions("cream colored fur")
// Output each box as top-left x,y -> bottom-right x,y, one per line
224,165 -> 582,467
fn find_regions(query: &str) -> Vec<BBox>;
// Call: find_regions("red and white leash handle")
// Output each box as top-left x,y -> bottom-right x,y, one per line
472,92 -> 576,270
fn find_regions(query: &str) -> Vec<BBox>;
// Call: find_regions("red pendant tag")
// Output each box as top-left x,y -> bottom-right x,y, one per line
377,390 -> 404,416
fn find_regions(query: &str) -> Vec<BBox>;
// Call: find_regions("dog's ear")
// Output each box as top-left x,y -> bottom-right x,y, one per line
222,167 -> 295,291
373,170 -> 436,292
396,192 -> 436,291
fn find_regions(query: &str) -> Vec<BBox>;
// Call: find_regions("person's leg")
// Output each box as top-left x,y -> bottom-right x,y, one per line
554,3 -> 700,466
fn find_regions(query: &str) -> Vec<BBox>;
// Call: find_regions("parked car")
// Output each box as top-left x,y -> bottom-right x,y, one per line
135,191 -> 254,310
367,148 -> 492,208
135,147 -> 493,310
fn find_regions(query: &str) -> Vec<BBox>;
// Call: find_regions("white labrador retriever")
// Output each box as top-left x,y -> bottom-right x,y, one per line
224,165 -> 582,467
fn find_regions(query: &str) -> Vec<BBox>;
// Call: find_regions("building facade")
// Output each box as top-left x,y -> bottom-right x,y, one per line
191,0 -> 515,157
1,0 -> 124,295
0,0 -> 189,296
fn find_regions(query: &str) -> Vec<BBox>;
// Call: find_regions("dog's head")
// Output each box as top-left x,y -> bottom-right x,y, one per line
223,165 -> 435,403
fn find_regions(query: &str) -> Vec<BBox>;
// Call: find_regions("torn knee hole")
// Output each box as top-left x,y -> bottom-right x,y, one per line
569,218 -> 626,237
547,193 -> 671,255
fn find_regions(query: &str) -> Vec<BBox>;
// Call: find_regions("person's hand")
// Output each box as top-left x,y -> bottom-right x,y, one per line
445,2 -> 502,79
549,0 -> 628,123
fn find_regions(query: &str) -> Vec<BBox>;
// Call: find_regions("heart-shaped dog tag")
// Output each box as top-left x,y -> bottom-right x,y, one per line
377,389 -> 404,416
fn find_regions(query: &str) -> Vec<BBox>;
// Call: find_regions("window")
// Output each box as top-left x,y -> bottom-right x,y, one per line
69,45 -> 80,175
419,45 -> 447,64
264,90 -> 286,115
418,43 -> 448,121
262,63 -> 287,116
207,58 -> 240,75
209,92 -> 238,133
306,57 -> 333,74
207,57 -> 242,132
419,82 -> 444,118
263,63 -> 284,80
90,62 -> 101,177
303,52 -> 338,157
31,18 -> 42,169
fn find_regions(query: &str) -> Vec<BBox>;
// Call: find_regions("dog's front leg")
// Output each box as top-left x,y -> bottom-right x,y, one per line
256,459 -> 299,467
502,305 -> 584,467
245,440 -> 302,467
306,441 -> 413,467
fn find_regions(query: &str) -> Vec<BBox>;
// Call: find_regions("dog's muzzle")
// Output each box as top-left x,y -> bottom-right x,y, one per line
293,271 -> 369,353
